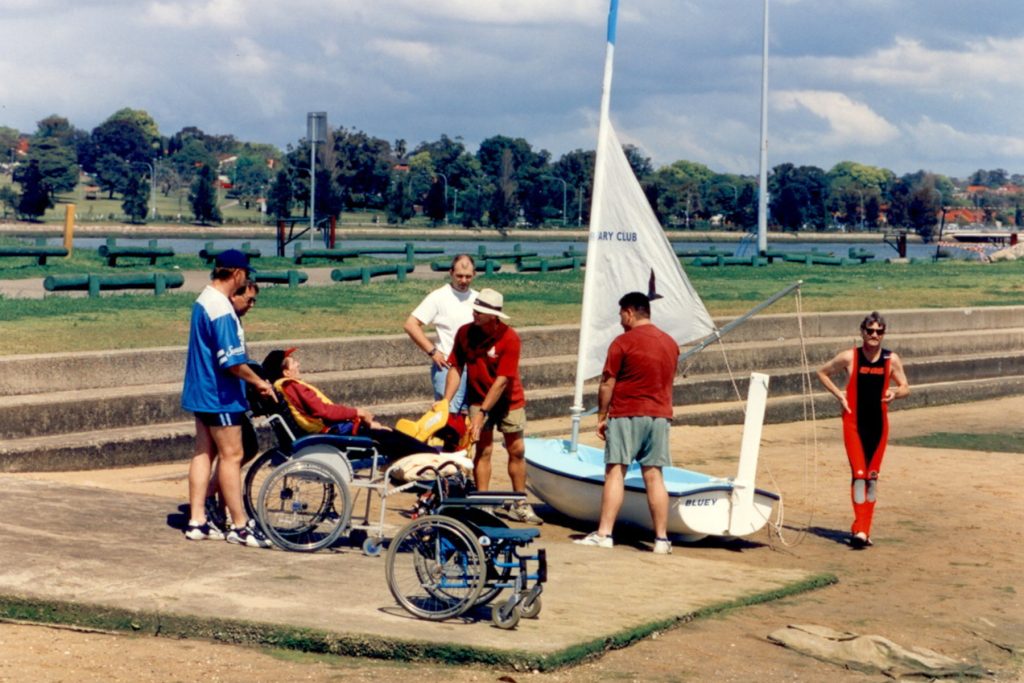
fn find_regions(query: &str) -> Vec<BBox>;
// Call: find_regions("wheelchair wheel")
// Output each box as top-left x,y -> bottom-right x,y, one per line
520,594 -> 542,619
362,537 -> 383,557
385,515 -> 486,621
243,448 -> 289,521
256,460 -> 352,552
490,600 -> 521,630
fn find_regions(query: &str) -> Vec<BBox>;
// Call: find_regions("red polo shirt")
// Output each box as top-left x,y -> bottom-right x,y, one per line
603,323 -> 679,419
449,321 -> 525,411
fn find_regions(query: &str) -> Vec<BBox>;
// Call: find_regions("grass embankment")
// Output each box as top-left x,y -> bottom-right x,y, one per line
893,432 -> 1024,453
1,258 -> 1022,355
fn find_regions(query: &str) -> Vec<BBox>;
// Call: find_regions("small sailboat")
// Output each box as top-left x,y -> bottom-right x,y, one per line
524,0 -> 783,542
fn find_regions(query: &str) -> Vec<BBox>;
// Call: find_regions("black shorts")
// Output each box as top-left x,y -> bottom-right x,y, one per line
195,411 -> 247,427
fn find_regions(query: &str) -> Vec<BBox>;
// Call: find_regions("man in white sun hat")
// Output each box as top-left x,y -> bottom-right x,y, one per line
441,287 -> 542,524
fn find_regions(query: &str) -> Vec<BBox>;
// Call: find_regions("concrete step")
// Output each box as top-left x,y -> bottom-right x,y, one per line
3,306 -> 1021,395
4,373 -> 1022,472
524,373 -> 1024,439
2,342 -> 1021,441
3,330 -> 1019,444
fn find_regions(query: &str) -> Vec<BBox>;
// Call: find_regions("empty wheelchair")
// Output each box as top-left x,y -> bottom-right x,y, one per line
385,468 -> 547,629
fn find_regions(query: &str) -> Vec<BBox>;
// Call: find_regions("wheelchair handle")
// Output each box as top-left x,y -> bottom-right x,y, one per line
414,464 -> 442,478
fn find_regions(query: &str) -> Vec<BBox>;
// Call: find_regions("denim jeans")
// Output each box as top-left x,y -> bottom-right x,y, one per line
431,364 -> 468,414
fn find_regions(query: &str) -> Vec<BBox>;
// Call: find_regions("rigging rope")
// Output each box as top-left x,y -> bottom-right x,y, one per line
764,287 -> 822,549
709,286 -> 822,550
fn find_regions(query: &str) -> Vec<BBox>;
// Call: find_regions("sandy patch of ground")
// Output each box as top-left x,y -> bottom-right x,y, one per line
1,397 -> 1022,682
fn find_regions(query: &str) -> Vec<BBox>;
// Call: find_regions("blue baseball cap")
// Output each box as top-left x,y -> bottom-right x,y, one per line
215,249 -> 252,272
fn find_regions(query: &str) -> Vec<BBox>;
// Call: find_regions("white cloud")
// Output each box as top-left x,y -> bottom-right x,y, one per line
786,35 -> 1024,99
367,39 -> 442,67
774,90 -> 899,146
345,0 -> 600,26
221,38 -> 275,77
906,116 -> 1024,161
144,0 -> 247,28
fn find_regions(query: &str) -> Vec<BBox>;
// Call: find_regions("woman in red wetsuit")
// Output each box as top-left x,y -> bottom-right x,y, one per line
817,312 -> 910,548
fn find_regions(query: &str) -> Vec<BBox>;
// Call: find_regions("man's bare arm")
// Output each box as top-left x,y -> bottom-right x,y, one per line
885,352 -> 910,403
816,349 -> 853,413
403,315 -> 448,369
596,374 -> 616,440
227,363 -> 274,398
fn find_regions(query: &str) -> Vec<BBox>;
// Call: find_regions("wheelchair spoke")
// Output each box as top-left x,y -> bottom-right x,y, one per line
257,461 -> 351,552
386,516 -> 485,620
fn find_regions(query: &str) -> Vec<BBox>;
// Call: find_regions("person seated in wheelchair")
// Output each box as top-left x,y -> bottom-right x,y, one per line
262,347 -> 448,459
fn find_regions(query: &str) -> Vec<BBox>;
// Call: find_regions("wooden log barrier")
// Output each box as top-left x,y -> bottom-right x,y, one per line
330,263 -> 415,284
43,273 -> 185,297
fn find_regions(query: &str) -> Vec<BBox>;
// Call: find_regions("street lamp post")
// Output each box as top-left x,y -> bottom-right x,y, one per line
543,176 -> 568,226
452,188 -> 459,218
307,112 -> 327,243
555,177 -> 567,226
436,172 -> 448,224
932,187 -> 947,260
131,161 -> 156,221
150,159 -> 157,219
855,189 -> 865,231
721,183 -> 739,227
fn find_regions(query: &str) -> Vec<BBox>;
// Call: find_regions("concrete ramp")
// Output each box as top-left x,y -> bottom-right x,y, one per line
0,477 -> 828,669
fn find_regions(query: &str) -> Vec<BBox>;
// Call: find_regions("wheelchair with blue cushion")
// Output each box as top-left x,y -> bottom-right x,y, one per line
385,465 -> 547,629
241,364 -> 429,555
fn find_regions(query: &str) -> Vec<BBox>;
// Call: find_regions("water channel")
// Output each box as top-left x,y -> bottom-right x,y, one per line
43,236 -> 954,261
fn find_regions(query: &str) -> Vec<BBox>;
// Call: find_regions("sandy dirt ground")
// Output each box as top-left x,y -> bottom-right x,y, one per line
1,397 -> 1022,682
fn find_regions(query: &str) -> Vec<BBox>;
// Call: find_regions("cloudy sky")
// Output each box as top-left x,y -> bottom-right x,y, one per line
1,0 -> 1021,178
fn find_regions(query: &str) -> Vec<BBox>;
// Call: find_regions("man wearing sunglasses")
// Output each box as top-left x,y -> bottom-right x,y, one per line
817,311 -> 910,548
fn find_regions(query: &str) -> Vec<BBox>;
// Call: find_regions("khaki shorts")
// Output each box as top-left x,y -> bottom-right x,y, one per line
469,405 -> 527,435
605,416 -> 672,468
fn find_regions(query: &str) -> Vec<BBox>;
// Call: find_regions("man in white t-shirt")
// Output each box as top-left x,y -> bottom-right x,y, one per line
404,253 -> 477,412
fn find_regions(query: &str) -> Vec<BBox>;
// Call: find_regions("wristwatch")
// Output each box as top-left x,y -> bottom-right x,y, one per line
427,347 -> 438,357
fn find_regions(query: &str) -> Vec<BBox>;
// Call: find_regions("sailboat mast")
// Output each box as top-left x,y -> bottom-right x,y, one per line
570,0 -> 619,453
757,0 -> 769,255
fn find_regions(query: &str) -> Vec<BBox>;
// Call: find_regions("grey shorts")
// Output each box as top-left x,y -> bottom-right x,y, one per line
605,416 -> 672,468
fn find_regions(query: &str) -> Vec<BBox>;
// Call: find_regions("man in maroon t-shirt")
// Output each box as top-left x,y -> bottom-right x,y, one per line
575,291 -> 679,554
442,288 -> 542,524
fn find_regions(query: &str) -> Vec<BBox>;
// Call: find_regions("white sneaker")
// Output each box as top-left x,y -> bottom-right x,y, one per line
574,532 -> 613,549
225,519 -> 273,549
184,521 -> 225,541
653,538 -> 672,555
504,502 -> 544,525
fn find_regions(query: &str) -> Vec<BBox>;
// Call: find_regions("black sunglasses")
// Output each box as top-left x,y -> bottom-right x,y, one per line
862,327 -> 885,337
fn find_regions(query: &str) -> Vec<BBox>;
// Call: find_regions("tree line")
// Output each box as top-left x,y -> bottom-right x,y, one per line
2,108 -> 1021,240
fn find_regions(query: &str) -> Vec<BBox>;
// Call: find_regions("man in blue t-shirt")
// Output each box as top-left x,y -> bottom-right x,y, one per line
182,249 -> 274,547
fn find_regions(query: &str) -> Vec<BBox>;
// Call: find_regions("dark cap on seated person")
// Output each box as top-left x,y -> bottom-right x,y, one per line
215,248 -> 253,272
262,347 -> 296,382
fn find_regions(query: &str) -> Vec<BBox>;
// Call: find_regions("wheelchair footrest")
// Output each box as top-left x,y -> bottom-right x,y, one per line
443,491 -> 526,507
476,525 -> 541,542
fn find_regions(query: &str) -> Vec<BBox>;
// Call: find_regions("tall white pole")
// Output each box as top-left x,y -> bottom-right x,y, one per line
437,172 -> 448,223
570,0 -> 618,452
757,0 -> 769,254
148,161 -> 156,219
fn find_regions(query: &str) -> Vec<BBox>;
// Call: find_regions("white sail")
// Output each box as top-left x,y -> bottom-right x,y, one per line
528,0 -> 780,541
574,121 -> 716,382
570,0 -> 717,441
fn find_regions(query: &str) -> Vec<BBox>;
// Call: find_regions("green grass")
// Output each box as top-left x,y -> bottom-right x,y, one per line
2,258 -> 1023,354
1,174 -> 392,226
892,431 -> 1024,453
